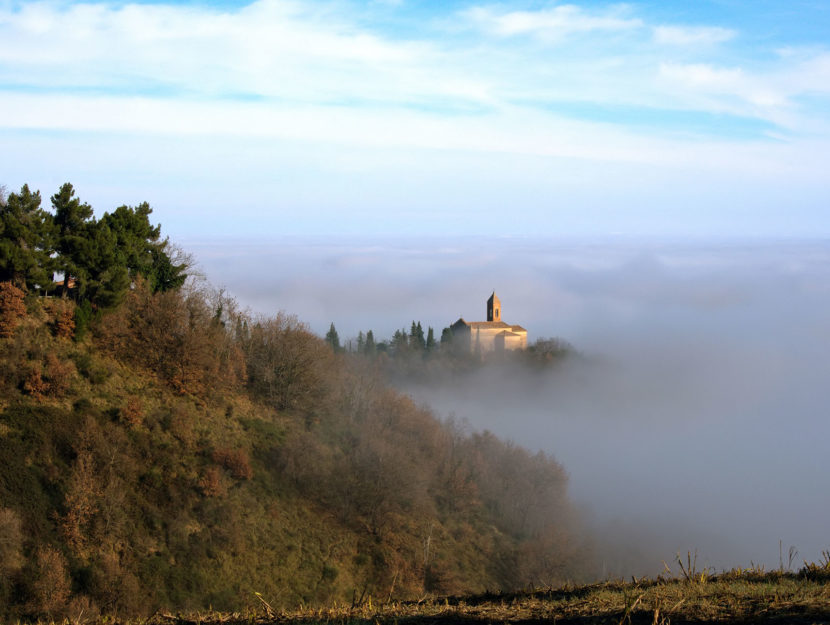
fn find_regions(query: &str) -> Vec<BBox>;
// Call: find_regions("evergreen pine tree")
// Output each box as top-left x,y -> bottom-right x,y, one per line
365,330 -> 376,356
426,326 -> 435,351
392,328 -> 409,355
51,182 -> 93,293
101,203 -> 187,292
440,326 -> 453,347
325,322 -> 342,352
0,185 -> 55,290
409,321 -> 426,350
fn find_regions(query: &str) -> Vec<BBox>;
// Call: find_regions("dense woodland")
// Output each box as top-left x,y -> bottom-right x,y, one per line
0,183 -> 593,622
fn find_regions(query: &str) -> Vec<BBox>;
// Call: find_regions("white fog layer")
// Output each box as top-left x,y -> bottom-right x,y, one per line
185,236 -> 830,576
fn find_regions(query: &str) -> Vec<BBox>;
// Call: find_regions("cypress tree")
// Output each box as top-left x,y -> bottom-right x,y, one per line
325,322 -> 342,352
440,326 -> 453,348
426,326 -> 436,351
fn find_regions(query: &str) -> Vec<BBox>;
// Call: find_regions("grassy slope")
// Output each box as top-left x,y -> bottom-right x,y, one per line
0,294 -> 591,620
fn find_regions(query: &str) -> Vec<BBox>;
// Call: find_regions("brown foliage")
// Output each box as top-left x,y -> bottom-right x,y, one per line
22,366 -> 48,399
88,549 -> 143,615
44,352 -> 75,397
28,546 -> 71,618
122,395 -> 144,428
98,280 -> 246,397
62,449 -> 103,559
43,298 -> 77,339
53,300 -> 76,339
212,447 -> 253,480
198,466 -> 226,497
243,312 -> 333,412
0,281 -> 26,338
22,355 -> 76,398
66,595 -> 100,623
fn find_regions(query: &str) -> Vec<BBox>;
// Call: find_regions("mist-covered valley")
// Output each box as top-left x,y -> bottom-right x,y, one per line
188,235 -> 830,577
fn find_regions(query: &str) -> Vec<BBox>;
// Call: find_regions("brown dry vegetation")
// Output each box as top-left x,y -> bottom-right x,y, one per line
0,280 -> 593,622
14,567 -> 830,625
255,568 -> 830,625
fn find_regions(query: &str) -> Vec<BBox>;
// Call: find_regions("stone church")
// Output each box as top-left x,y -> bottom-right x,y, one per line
450,292 -> 528,353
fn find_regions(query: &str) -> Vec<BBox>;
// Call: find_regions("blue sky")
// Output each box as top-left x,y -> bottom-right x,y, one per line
1,0 -> 828,238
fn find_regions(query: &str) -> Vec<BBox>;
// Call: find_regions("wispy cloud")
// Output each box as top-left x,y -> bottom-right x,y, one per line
653,25 -> 735,46
0,0 -> 826,132
0,0 -> 828,237
462,4 -> 643,40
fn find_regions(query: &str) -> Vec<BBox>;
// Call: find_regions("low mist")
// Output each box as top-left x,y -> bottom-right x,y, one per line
185,235 -> 830,577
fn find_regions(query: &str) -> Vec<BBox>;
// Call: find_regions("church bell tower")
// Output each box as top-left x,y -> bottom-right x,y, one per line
487,292 -> 501,322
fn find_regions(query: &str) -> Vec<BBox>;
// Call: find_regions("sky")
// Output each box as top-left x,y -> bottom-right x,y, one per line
1,0 -> 829,237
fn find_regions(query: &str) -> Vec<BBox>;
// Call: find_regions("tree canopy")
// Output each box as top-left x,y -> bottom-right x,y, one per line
0,182 -> 187,306
0,185 -> 54,290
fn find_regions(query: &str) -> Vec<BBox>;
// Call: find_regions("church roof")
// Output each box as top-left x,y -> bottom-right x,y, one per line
497,330 -> 523,337
467,321 -> 512,329
453,320 -> 527,332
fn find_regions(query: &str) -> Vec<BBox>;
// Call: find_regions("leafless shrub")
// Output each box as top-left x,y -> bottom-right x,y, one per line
243,312 -> 333,412
28,546 -> 71,618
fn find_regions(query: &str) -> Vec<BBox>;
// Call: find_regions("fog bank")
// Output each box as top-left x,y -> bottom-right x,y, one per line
185,235 -> 830,576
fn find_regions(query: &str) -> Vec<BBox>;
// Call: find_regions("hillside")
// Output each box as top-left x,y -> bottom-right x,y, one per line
0,274 -> 594,622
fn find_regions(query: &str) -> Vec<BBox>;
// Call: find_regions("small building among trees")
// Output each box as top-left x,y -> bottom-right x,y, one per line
450,292 -> 527,353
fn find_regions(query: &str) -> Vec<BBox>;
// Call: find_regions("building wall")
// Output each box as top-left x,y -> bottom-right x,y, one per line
497,332 -> 527,352
474,327 -> 527,352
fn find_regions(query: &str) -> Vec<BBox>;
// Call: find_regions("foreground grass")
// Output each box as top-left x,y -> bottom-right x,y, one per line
17,567 -> 830,625
128,568 -> 830,625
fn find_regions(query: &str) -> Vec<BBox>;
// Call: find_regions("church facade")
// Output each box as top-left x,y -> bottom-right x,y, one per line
450,292 -> 528,353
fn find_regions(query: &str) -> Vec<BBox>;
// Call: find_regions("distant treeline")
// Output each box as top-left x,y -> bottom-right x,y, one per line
0,183 -> 593,622
324,319 -> 575,386
326,320 -> 573,361
326,321 -> 449,356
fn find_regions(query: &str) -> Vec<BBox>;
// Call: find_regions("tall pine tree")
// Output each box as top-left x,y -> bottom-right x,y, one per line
325,322 -> 342,352
52,182 -> 94,291
0,185 -> 54,290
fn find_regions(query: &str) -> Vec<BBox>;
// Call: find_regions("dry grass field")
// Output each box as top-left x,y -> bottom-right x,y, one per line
121,559 -> 830,625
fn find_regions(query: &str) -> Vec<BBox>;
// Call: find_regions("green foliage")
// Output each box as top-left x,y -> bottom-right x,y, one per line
325,322 -> 342,353
425,326 -> 436,351
51,182 -> 94,294
440,326 -> 452,346
409,321 -> 425,351
365,330 -> 376,355
73,299 -> 94,341
4,182 -> 187,311
0,185 -> 55,291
